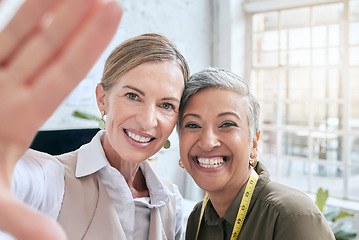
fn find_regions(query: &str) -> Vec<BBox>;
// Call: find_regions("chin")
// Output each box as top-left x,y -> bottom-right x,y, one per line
194,179 -> 224,193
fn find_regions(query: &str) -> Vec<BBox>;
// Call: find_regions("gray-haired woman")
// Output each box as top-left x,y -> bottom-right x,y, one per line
177,67 -> 334,240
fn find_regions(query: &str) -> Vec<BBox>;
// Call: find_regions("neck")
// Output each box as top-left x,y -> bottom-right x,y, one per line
102,135 -> 149,198
208,169 -> 252,218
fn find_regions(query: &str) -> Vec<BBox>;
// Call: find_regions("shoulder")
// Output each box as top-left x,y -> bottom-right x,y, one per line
187,201 -> 203,223
258,181 -> 321,218
191,200 -> 203,212
14,149 -> 66,218
18,148 -> 65,175
54,150 -> 78,164
185,201 -> 203,239
258,181 -> 334,237
255,181 -> 335,239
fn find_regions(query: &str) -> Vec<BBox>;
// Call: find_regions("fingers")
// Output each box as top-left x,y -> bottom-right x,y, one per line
0,0 -> 122,147
0,190 -> 66,240
34,1 -> 122,119
0,2 -> 122,238
4,0 -> 101,84
0,0 -> 58,63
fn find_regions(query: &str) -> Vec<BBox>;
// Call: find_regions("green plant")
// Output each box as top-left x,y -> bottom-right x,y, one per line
72,111 -> 101,122
316,188 -> 358,240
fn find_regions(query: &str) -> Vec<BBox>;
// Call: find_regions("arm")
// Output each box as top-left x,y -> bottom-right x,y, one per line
0,0 -> 122,239
13,149 -> 65,218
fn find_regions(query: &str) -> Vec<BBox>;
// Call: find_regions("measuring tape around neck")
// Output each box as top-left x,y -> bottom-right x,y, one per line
195,170 -> 258,240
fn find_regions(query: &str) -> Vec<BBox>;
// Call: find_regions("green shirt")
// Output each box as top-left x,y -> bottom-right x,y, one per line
185,162 -> 335,240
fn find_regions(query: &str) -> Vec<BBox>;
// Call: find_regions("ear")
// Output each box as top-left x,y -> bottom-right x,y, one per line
256,131 -> 261,142
96,84 -> 107,112
250,131 -> 261,157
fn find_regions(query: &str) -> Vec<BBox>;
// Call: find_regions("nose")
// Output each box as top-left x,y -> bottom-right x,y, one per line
136,104 -> 158,130
197,127 -> 221,151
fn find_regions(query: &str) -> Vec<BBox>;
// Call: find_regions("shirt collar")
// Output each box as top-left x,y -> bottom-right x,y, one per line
140,160 -> 172,207
204,184 -> 246,226
76,130 -> 108,178
250,162 -> 271,209
75,130 -> 172,207
204,163 -> 271,226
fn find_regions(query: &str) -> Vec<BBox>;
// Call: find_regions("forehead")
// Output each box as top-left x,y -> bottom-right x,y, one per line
110,61 -> 184,94
183,88 -> 248,119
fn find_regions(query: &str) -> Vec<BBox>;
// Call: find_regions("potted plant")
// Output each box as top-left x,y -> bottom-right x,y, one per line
316,188 -> 358,240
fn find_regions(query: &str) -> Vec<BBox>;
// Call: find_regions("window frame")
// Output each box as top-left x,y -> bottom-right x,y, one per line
244,0 -> 359,204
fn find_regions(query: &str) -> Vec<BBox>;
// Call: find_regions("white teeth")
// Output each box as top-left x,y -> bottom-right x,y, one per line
127,131 -> 151,143
197,157 -> 225,168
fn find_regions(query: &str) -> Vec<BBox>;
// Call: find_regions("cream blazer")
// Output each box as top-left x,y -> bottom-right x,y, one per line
56,151 -> 177,240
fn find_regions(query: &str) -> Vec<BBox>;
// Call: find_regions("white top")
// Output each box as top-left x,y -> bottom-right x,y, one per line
1,130 -> 183,240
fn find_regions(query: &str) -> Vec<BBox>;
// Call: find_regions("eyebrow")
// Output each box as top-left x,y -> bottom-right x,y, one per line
218,111 -> 241,120
163,97 -> 181,103
182,112 -> 241,121
123,85 -> 145,96
182,113 -> 201,121
123,85 -> 180,102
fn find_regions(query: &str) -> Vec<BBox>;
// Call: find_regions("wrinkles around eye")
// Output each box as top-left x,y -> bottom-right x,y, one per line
126,92 -> 139,101
161,102 -> 175,111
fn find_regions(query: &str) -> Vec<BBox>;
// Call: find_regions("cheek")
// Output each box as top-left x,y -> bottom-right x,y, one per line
231,137 -> 252,161
159,115 -> 177,133
105,112 -> 119,126
179,140 -> 186,159
179,134 -> 193,158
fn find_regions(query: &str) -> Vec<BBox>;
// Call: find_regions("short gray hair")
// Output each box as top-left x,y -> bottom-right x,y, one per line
177,67 -> 260,141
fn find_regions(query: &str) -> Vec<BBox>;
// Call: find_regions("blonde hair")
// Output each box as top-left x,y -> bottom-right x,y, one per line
101,33 -> 189,91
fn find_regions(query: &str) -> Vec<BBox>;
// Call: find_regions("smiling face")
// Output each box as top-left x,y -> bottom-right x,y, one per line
96,60 -> 184,164
179,88 -> 258,194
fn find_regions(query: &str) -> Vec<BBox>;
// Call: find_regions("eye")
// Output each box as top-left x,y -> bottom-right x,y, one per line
184,122 -> 201,129
126,92 -> 139,101
220,121 -> 237,128
160,102 -> 175,110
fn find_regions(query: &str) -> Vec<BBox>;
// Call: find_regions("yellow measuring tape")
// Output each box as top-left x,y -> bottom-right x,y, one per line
195,170 -> 258,240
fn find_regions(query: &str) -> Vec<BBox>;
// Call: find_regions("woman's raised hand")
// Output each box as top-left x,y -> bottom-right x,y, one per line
0,0 -> 122,239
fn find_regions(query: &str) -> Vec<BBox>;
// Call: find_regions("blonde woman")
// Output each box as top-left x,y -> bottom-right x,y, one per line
1,31 -> 189,239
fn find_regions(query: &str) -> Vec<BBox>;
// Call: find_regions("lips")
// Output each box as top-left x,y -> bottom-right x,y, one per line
196,156 -> 227,168
124,129 -> 154,143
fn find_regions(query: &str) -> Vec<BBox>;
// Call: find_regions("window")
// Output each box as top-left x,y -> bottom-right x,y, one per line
249,0 -> 359,201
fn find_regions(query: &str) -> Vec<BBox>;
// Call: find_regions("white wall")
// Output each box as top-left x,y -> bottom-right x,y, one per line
212,0 -> 248,77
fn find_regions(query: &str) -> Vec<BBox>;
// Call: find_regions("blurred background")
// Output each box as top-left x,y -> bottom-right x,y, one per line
1,0 -> 358,237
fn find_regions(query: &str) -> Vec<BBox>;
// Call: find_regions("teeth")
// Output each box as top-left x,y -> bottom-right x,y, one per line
127,131 -> 151,143
197,157 -> 225,168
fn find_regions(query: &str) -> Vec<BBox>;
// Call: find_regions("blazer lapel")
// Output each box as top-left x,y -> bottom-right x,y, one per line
57,151 -> 126,240
57,152 -> 99,240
